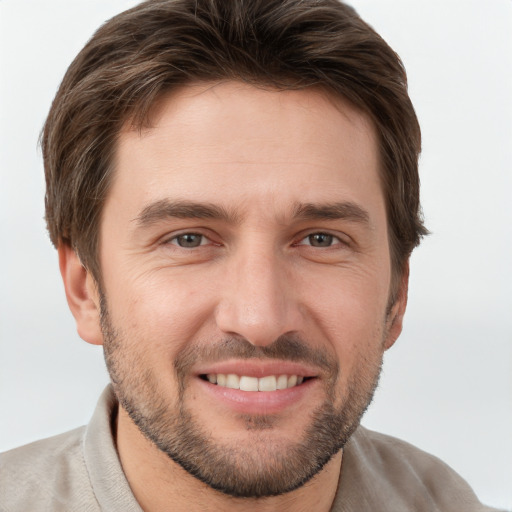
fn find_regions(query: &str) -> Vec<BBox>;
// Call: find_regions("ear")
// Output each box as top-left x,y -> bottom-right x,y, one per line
383,261 -> 409,351
58,243 -> 104,345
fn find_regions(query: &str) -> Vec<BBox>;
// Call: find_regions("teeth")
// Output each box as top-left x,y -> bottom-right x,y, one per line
226,374 -> 240,389
258,375 -> 277,391
205,373 -> 306,391
276,374 -> 288,389
240,376 -> 259,392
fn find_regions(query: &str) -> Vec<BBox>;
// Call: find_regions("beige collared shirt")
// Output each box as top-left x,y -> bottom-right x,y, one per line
0,386 -> 503,511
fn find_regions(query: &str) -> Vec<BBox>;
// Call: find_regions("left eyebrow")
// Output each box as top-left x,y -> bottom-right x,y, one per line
133,199 -> 240,228
293,201 -> 371,225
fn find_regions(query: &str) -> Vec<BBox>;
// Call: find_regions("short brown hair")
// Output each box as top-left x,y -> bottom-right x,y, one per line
42,0 -> 427,283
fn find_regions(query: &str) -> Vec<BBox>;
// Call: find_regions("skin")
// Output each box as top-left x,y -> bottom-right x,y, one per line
59,82 -> 408,512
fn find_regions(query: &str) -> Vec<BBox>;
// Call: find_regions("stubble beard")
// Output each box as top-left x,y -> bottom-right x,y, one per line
100,296 -> 384,498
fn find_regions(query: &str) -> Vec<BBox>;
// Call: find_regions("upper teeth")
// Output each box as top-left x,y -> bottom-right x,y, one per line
207,374 -> 304,391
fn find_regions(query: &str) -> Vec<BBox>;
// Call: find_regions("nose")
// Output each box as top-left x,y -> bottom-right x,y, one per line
215,241 -> 303,347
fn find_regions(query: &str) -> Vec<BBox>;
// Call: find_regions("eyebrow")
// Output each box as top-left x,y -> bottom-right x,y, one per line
133,199 -> 239,227
133,198 -> 371,229
293,202 -> 370,224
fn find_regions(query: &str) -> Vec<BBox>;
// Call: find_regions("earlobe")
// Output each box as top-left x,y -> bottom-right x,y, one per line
383,261 -> 409,351
58,243 -> 104,346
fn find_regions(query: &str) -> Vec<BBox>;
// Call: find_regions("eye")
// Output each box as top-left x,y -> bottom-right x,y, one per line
299,232 -> 339,248
169,233 -> 207,248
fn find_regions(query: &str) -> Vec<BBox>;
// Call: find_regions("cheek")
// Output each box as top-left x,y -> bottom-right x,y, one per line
105,268 -> 218,349
306,267 -> 389,333
303,268 -> 389,374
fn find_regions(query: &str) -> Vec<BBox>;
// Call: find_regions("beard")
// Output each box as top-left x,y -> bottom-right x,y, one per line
100,294 -> 383,498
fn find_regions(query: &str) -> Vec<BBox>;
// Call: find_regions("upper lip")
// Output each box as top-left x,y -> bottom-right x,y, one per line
194,359 -> 320,378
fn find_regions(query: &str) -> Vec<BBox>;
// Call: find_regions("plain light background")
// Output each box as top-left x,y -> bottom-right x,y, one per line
0,0 -> 511,509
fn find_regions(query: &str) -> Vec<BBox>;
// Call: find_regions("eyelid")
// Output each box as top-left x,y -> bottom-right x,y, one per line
168,232 -> 207,245
295,231 -> 348,247
161,229 -> 218,247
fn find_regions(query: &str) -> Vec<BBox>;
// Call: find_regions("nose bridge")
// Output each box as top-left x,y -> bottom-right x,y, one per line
215,236 -> 299,346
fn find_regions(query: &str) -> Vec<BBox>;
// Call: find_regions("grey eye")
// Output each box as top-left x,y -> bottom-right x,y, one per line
175,233 -> 204,248
308,233 -> 334,247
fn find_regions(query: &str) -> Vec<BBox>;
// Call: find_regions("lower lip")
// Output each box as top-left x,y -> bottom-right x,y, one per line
196,377 -> 317,415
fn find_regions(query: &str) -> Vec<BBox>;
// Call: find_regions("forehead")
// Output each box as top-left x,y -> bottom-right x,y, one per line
109,81 -> 383,222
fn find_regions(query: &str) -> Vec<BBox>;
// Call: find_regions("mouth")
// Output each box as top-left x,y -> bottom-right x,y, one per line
193,360 -> 320,413
200,373 -> 312,391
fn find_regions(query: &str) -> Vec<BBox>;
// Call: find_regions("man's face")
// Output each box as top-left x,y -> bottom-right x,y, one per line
95,82 -> 405,497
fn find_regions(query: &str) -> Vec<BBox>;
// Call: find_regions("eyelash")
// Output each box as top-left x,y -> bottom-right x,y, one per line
295,232 -> 344,248
165,231 -> 346,249
167,232 -> 210,248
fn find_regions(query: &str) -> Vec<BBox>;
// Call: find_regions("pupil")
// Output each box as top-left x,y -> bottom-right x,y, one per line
310,233 -> 332,247
178,234 -> 201,247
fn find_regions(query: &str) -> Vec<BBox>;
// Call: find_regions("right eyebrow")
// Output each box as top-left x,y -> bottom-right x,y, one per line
293,201 -> 371,225
132,199 -> 240,228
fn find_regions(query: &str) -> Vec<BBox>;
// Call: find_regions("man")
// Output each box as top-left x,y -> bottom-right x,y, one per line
0,0 -> 506,511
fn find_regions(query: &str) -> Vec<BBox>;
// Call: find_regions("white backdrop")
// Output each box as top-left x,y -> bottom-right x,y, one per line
0,1 -> 511,509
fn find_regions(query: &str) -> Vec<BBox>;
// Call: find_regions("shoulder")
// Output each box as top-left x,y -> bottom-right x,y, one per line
349,426 -> 460,478
0,427 -> 99,512
335,426 -> 503,512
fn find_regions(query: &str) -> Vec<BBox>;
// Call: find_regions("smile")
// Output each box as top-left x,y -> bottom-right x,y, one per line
203,374 -> 307,391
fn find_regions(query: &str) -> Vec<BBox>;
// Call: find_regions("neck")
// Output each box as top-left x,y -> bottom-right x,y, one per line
116,406 -> 342,512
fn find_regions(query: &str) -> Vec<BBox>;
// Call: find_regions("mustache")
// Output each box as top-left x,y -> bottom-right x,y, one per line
174,334 -> 339,381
